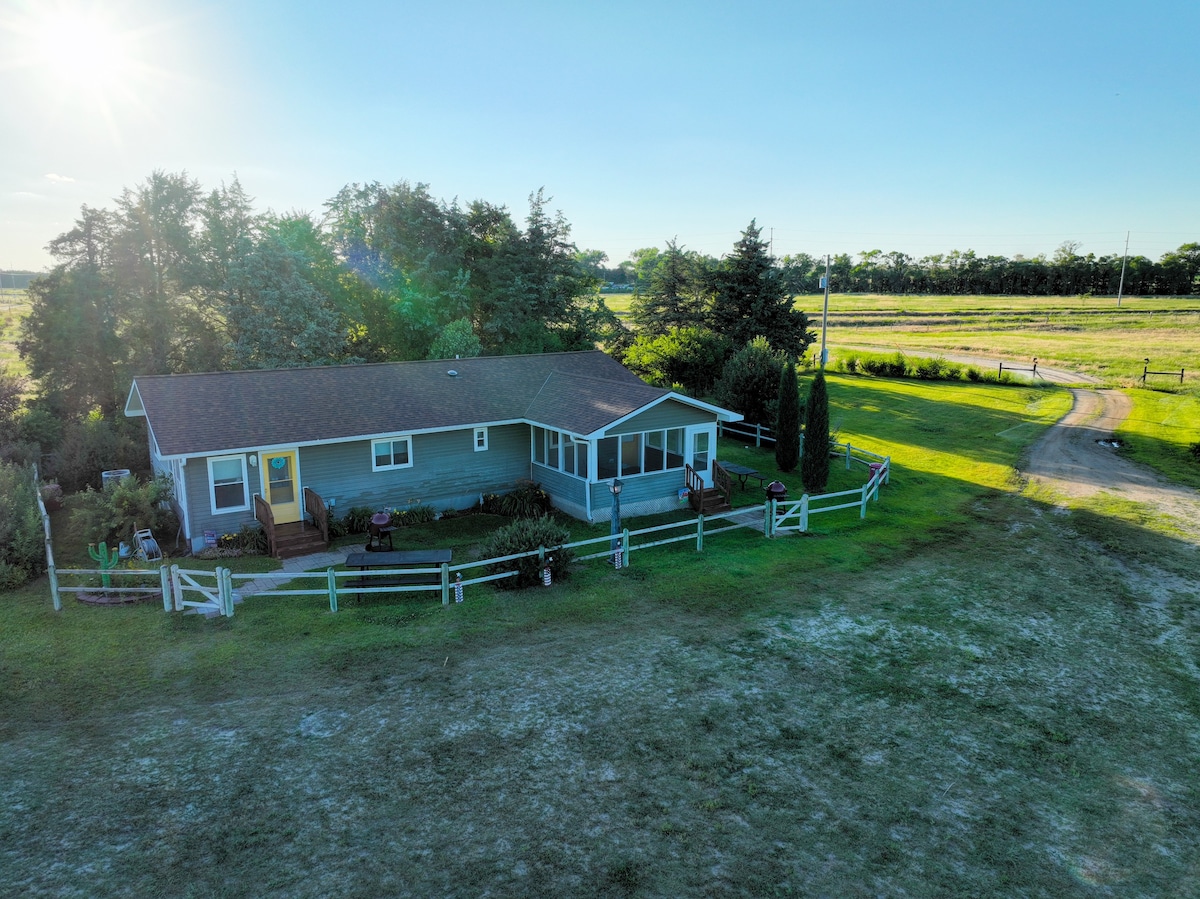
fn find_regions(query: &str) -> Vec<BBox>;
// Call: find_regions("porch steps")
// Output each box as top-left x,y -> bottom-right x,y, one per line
690,487 -> 732,515
273,521 -> 328,559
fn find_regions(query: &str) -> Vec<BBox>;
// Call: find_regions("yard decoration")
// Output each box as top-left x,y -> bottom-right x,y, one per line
454,572 -> 464,603
87,541 -> 119,588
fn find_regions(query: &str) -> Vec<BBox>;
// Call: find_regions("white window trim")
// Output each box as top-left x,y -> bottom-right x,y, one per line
208,454 -> 250,515
474,427 -> 489,452
372,435 -> 414,471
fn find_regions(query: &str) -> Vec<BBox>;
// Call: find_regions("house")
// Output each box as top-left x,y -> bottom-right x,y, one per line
124,351 -> 743,556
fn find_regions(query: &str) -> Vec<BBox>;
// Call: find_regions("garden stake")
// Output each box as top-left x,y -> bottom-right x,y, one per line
454,572 -> 464,603
612,538 -> 623,570
542,556 -> 553,587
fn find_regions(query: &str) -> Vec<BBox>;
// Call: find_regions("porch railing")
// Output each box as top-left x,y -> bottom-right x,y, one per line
254,494 -> 276,558
712,461 -> 733,508
303,487 -> 329,547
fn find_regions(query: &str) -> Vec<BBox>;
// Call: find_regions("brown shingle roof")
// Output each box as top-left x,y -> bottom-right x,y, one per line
130,351 -> 667,457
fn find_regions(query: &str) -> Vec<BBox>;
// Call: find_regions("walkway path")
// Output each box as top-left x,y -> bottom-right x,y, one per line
236,548 -> 348,598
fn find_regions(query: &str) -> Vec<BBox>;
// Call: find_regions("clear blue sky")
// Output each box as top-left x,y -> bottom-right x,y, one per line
2,0 -> 1196,272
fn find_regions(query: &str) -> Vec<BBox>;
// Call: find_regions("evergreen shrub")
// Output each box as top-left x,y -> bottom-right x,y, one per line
480,516 -> 573,589
0,461 -> 45,589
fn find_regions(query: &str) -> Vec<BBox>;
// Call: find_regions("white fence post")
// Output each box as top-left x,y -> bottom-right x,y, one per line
845,443 -> 852,470
696,514 -> 705,551
218,567 -> 233,617
160,566 -> 172,612
171,564 -> 183,611
48,560 -> 61,612
860,483 -> 869,518
800,495 -> 810,532
327,568 -> 338,613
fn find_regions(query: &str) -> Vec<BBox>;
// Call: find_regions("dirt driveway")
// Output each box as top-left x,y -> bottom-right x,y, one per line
1023,388 -> 1200,545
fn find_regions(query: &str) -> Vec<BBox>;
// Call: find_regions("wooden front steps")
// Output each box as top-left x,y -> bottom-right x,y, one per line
273,521 -> 328,559
690,487 -> 732,515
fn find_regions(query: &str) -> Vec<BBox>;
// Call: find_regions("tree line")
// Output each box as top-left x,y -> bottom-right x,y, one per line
603,240 -> 1200,298
5,174 -> 818,491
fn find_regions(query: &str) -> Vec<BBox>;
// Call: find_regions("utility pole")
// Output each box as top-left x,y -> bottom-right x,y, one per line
1116,231 -> 1129,308
819,254 -> 831,369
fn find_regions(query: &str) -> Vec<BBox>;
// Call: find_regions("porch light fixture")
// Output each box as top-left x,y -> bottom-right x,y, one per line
609,478 -> 623,496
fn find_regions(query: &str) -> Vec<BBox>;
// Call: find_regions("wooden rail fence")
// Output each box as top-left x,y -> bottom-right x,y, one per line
38,442 -> 892,616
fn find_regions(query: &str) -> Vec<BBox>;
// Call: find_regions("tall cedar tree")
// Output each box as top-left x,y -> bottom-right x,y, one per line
708,221 -> 814,359
801,369 -> 830,492
775,359 -> 800,472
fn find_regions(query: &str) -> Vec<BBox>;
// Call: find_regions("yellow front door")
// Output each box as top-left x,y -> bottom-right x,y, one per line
261,450 -> 301,524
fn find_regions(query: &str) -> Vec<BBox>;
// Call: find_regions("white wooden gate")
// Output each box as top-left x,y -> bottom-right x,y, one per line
171,566 -> 236,617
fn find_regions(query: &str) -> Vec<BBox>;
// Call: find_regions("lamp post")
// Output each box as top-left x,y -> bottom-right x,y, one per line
610,478 -> 623,565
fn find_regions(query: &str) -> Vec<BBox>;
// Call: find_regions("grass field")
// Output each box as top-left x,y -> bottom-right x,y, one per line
4,371 -> 1198,897
0,288 -> 29,376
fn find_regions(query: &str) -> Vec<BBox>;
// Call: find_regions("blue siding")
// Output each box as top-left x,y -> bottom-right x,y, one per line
609,400 -> 711,435
184,453 -> 264,549
298,424 -> 531,514
532,464 -> 588,519
590,468 -> 690,520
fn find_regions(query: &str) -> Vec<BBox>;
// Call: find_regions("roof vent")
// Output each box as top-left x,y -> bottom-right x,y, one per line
447,369 -> 458,378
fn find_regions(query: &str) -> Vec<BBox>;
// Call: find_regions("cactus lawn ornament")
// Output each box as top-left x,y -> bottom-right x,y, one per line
88,542 -> 120,588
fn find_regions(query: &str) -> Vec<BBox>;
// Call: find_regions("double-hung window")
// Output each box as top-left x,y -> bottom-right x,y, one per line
372,436 -> 413,471
208,455 -> 249,514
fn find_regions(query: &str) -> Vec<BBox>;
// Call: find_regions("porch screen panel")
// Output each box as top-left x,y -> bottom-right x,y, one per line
563,436 -> 577,475
665,428 -> 685,469
645,430 -> 666,472
620,433 -> 642,476
597,437 -> 618,480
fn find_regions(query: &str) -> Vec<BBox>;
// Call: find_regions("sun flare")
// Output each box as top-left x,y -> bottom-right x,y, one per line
29,6 -> 136,97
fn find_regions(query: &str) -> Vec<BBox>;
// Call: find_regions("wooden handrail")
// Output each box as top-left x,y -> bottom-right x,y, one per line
303,487 -> 329,547
254,494 -> 277,558
712,461 -> 733,508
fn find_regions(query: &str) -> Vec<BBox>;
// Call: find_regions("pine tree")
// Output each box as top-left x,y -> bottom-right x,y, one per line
707,221 -> 814,358
801,369 -> 830,492
775,359 -> 800,472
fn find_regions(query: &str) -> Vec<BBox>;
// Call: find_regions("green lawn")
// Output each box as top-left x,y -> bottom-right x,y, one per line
5,375 -> 1197,896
